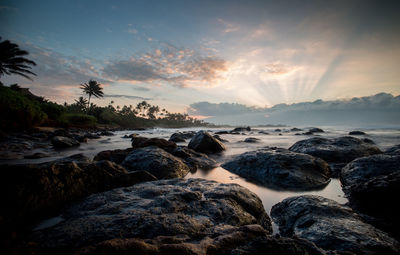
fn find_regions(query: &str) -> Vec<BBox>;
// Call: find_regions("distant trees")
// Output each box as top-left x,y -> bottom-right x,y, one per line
80,80 -> 104,111
0,37 -> 37,81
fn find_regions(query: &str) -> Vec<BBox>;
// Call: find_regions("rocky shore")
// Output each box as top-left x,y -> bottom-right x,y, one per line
0,127 -> 399,254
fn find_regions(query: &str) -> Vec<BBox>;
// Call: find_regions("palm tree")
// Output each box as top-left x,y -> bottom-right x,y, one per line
80,79 -> 104,111
0,37 -> 36,81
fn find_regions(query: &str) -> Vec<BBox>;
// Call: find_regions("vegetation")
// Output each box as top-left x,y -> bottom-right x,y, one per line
0,37 -> 37,81
80,80 -> 104,112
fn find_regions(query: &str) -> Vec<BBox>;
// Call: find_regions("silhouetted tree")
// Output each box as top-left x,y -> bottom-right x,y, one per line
74,96 -> 88,112
0,37 -> 36,81
80,80 -> 104,112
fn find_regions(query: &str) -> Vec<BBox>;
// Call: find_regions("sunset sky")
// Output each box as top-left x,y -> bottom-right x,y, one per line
1,0 -> 400,114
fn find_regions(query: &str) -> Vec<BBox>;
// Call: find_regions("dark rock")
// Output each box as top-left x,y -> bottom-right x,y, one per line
271,195 -> 400,254
24,152 -> 50,159
243,137 -> 260,143
169,131 -> 196,142
232,126 -> 251,132
258,131 -> 269,135
99,131 -> 114,136
213,134 -> 228,143
51,136 -> 80,148
221,147 -> 331,191
122,133 -> 137,139
303,131 -> 314,135
30,178 -> 272,253
291,128 -> 302,132
168,146 -> 217,171
309,128 -> 324,133
0,159 -> 156,231
94,148 -> 134,164
340,154 -> 400,238
75,135 -> 88,143
349,131 -> 366,135
385,144 -> 400,155
131,136 -> 177,150
215,130 -> 229,134
274,129 -> 282,132
84,133 -> 101,139
122,146 -> 190,179
289,136 -> 382,177
188,131 -> 226,154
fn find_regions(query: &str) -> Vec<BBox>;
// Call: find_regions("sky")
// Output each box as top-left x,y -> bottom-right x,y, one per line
1,0 -> 400,116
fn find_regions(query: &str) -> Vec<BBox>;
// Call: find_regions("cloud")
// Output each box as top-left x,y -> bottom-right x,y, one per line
264,63 -> 296,75
132,86 -> 151,91
217,18 -> 240,33
104,94 -> 151,100
102,45 -> 228,87
188,102 -> 261,116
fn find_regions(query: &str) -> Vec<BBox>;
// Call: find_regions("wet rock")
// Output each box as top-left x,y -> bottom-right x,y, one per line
99,131 -> 114,136
349,131 -> 366,135
232,126 -> 251,132
213,134 -> 228,143
122,146 -> 190,179
51,136 -> 80,148
84,133 -> 101,139
258,131 -> 270,135
291,128 -> 302,132
188,131 -> 226,154
215,130 -> 229,134
122,133 -> 137,139
31,178 -> 272,253
94,148 -> 134,164
289,136 -> 382,177
340,154 -> 400,238
24,152 -> 50,159
309,128 -> 324,133
243,137 -> 260,143
131,136 -> 177,150
385,144 -> 400,155
168,146 -> 217,171
274,129 -> 282,132
169,131 -> 196,142
0,159 -> 156,230
221,147 -> 331,191
271,195 -> 400,254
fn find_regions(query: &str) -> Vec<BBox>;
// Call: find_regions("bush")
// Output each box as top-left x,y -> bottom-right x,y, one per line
0,86 -> 47,130
58,113 -> 97,128
40,101 -> 65,120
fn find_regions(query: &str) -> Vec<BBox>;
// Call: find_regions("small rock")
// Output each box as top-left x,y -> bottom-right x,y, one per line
188,131 -> 226,154
243,137 -> 260,143
309,128 -> 324,133
349,131 -> 366,135
131,136 -> 177,150
51,136 -> 80,148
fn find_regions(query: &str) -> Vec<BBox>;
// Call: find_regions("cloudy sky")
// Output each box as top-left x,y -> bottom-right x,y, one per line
1,0 -> 400,116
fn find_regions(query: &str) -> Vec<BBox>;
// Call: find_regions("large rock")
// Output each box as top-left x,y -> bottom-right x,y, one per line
0,158 -> 156,231
271,195 -> 400,254
168,146 -> 217,171
30,178 -> 272,254
122,146 -> 190,179
188,131 -> 226,154
340,154 -> 400,238
289,136 -> 382,177
222,148 -> 331,191
385,144 -> 400,155
73,225 -> 327,255
94,148 -> 134,164
169,131 -> 196,142
231,126 -> 251,132
51,136 -> 80,148
131,136 -> 177,150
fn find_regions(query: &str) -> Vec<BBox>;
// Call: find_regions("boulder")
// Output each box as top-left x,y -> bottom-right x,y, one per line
51,136 -> 80,148
243,137 -> 260,143
232,126 -> 251,132
290,128 -> 302,132
221,147 -> 331,191
213,134 -> 228,143
289,136 -> 382,177
168,146 -> 217,171
188,131 -> 226,154
349,131 -> 366,135
271,195 -> 400,254
215,130 -> 229,134
169,131 -> 196,142
385,144 -> 400,155
309,128 -> 324,133
122,146 -> 190,179
131,136 -> 177,150
99,131 -> 114,136
30,178 -> 272,254
94,148 -> 134,164
340,154 -> 400,238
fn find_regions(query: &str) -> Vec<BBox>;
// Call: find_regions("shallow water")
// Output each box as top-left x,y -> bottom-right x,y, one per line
8,126 -> 400,232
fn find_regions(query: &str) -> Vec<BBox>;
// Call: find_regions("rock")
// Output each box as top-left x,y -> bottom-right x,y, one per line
340,154 -> 400,238
94,148 -> 134,164
232,126 -> 251,132
221,147 -> 331,191
84,133 -> 101,139
73,225 -> 327,255
168,146 -> 217,171
213,134 -> 228,143
188,131 -> 226,154
24,152 -> 50,159
274,129 -> 281,132
243,137 -> 260,143
169,131 -> 196,142
51,136 -> 80,148
122,133 -> 137,139
258,131 -> 269,135
309,128 -> 324,133
271,195 -> 400,254
215,130 -> 229,134
291,128 -> 302,132
99,131 -> 114,136
349,131 -> 366,135
289,136 -> 382,177
131,136 -> 177,150
30,178 -> 272,254
385,144 -> 400,155
0,159 -> 156,231
122,146 -> 190,179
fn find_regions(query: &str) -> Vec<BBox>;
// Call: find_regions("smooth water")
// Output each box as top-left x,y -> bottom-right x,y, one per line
8,126 -> 400,231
